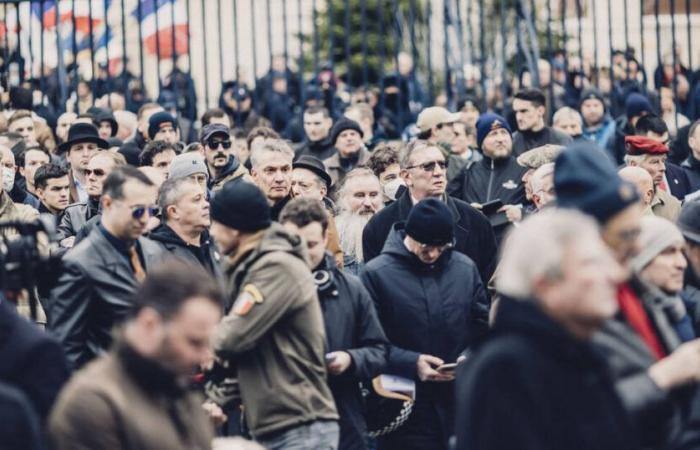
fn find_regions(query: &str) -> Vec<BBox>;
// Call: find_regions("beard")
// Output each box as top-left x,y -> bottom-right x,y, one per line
335,211 -> 373,262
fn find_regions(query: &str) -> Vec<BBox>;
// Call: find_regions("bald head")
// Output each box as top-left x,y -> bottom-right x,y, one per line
619,166 -> 654,207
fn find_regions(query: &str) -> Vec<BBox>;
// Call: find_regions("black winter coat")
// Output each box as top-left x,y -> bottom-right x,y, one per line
455,297 -> 637,450
682,154 -> 700,193
447,155 -> 527,206
665,162 -> 692,200
316,255 -> 388,450
361,226 -> 489,447
295,138 -> 337,161
148,223 -> 222,280
362,191 -> 497,285
511,126 -> 572,156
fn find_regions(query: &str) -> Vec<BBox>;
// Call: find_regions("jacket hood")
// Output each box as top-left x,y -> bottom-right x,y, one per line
253,222 -> 310,265
380,223 -> 451,271
148,223 -> 210,248
212,156 -> 241,183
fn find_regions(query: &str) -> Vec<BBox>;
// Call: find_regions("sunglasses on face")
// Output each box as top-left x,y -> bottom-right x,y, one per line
129,205 -> 160,219
207,139 -> 232,150
407,160 -> 447,172
84,168 -> 106,177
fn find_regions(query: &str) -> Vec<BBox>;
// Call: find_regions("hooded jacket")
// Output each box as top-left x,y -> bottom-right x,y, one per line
148,223 -> 221,280
361,225 -> 489,445
212,223 -> 338,438
208,156 -> 251,192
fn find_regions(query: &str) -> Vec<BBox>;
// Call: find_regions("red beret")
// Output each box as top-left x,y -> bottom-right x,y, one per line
624,135 -> 669,156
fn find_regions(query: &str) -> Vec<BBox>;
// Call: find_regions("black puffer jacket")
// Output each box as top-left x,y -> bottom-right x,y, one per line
148,223 -> 222,281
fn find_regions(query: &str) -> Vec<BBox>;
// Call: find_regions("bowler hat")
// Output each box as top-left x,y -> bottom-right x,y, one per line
57,123 -> 109,154
293,155 -> 332,188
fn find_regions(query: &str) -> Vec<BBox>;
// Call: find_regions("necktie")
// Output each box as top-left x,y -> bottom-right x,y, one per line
128,245 -> 146,282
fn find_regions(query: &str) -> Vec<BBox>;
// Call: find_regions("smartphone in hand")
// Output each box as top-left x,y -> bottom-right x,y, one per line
436,363 -> 457,374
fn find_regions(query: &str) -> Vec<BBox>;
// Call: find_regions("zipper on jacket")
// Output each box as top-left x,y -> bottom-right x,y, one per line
486,159 -> 495,202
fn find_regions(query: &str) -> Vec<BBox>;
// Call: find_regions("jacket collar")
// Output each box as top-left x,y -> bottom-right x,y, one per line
396,189 -> 464,227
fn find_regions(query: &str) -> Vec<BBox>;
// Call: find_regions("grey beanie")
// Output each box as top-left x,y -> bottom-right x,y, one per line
168,153 -> 209,180
630,216 -> 684,274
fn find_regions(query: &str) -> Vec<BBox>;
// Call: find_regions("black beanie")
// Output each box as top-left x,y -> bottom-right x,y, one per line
148,111 -> 177,140
330,117 -> 363,146
554,142 -> 639,224
405,198 -> 454,245
578,88 -> 606,111
210,180 -> 272,232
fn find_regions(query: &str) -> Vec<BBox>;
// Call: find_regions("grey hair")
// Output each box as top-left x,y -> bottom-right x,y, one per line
552,106 -> 583,126
623,153 -> 650,166
249,139 -> 294,170
158,176 -> 201,221
496,209 -> 600,299
335,167 -> 380,213
399,140 -> 442,169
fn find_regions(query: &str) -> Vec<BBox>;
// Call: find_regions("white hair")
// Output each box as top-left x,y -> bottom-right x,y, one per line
496,209 -> 600,299
249,139 -> 294,170
552,107 -> 582,126
623,153 -> 653,166
530,162 -> 555,194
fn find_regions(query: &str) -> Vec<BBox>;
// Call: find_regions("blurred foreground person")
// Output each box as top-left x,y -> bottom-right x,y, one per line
455,210 -> 636,450
48,260 -> 223,450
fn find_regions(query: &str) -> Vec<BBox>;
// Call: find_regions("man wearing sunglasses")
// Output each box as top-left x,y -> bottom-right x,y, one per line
361,198 -> 489,450
200,123 -> 251,192
362,140 -> 497,286
555,143 -> 700,448
49,166 -> 164,370
57,151 -> 126,249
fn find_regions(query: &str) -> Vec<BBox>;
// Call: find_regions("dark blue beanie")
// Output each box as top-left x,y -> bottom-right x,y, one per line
554,142 -> 639,224
210,180 -> 272,232
405,198 -> 454,245
476,113 -> 512,149
625,93 -> 653,119
148,111 -> 178,140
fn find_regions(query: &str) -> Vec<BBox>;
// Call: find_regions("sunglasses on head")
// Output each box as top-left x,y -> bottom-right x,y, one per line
130,205 -> 160,219
207,139 -> 232,150
407,160 -> 447,172
84,169 -> 106,177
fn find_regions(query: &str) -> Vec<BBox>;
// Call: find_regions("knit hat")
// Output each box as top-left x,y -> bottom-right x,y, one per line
476,113 -> 512,149
92,107 -> 118,137
169,153 -> 209,181
578,88 -> 606,111
210,180 -> 271,232
416,107 -> 461,132
554,142 -> 639,224
625,93 -> 653,119
330,117 -> 363,145
630,216 -> 684,273
148,111 -> 177,140
678,199 -> 700,244
405,198 -> 454,245
624,135 -> 669,156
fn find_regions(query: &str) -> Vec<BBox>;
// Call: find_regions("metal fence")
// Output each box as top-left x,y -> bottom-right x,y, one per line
1,0 -> 699,122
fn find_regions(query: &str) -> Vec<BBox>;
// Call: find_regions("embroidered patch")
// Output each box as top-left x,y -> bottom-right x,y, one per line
502,180 -> 518,189
233,284 -> 264,316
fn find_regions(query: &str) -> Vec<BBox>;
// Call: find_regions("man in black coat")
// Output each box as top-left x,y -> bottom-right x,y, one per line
281,198 -> 387,450
362,140 -> 497,285
149,176 -> 221,280
362,199 -> 489,450
455,209 -> 637,450
49,166 -> 163,370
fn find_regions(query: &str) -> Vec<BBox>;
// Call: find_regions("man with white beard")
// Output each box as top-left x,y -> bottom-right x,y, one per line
335,168 -> 384,275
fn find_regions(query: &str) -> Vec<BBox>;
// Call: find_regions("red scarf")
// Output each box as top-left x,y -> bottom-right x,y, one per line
617,284 -> 666,360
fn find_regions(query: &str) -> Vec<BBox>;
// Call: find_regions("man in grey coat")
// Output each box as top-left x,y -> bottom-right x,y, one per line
49,166 -> 163,370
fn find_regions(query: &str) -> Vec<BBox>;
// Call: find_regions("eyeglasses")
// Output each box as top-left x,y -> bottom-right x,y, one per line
207,139 -> 232,150
129,205 -> 160,219
418,241 -> 454,252
407,160 -> 447,172
84,168 -> 106,177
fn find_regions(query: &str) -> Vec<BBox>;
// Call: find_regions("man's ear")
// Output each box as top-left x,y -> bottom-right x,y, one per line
19,166 -> 26,178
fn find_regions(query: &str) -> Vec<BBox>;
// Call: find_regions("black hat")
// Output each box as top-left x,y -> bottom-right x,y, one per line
405,198 -> 454,245
293,155 -> 332,188
147,111 -> 177,140
200,123 -> 231,143
57,123 -> 109,154
330,117 -> 363,146
554,142 -> 639,224
210,180 -> 271,232
678,200 -> 700,244
92,107 -> 118,137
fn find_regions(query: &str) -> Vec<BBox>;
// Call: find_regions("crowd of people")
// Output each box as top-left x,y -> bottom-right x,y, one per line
2,45 -> 700,450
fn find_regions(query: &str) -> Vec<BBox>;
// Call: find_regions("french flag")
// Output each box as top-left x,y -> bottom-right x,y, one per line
134,0 -> 188,59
